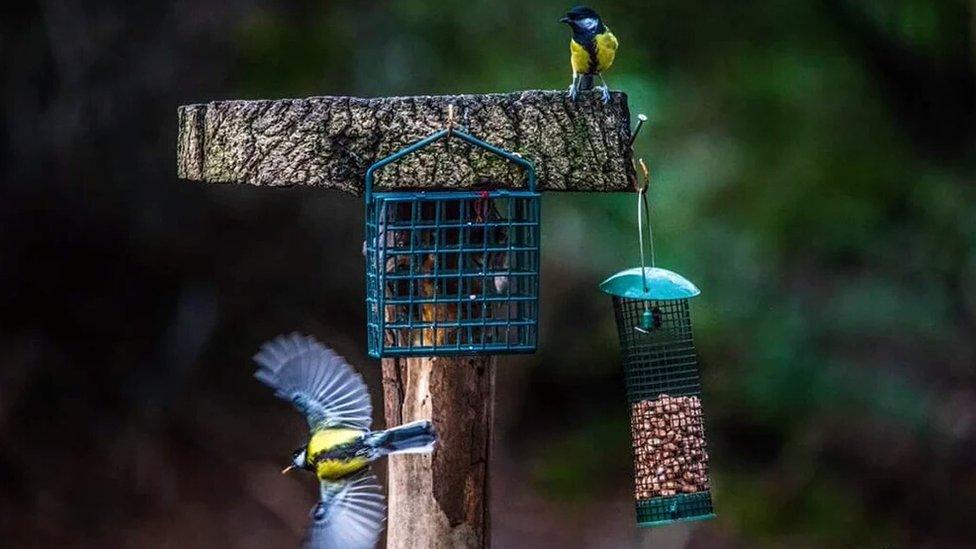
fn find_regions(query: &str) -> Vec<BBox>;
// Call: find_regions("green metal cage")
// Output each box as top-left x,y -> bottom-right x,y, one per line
364,128 -> 540,358
601,267 -> 716,527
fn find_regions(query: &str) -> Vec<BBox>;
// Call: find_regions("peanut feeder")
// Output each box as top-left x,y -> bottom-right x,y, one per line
599,168 -> 716,527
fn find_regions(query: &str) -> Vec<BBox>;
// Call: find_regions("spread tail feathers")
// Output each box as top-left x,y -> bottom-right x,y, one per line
365,420 -> 436,456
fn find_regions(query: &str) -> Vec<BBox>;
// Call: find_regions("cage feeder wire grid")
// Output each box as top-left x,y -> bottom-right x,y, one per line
364,123 -> 540,358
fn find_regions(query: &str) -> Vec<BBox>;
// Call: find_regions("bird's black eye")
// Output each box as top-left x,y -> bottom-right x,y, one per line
292,447 -> 304,458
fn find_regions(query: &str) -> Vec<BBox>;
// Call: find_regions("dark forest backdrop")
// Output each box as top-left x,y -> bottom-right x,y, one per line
2,1 -> 975,547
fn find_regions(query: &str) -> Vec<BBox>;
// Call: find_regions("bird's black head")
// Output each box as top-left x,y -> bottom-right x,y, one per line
560,6 -> 605,34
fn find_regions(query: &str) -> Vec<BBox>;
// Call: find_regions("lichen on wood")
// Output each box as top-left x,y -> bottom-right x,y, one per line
177,90 -> 635,193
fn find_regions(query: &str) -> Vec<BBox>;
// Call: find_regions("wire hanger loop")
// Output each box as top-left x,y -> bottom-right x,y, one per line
636,158 -> 655,293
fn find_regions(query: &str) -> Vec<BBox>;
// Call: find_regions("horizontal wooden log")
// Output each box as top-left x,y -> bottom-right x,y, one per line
177,90 -> 635,193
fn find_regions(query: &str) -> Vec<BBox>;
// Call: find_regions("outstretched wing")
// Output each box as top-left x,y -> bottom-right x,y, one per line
305,472 -> 386,549
253,333 -> 372,430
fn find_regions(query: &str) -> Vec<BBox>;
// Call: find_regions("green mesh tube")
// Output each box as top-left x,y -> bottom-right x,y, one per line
611,295 -> 716,527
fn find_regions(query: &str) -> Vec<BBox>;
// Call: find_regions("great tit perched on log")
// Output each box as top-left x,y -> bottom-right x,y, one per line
560,6 -> 618,103
254,333 -> 437,549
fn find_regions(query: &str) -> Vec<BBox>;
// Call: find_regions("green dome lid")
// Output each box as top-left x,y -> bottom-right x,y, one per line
599,267 -> 701,300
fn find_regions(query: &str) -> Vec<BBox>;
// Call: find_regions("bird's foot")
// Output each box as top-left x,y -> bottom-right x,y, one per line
567,83 -> 578,101
596,85 -> 610,104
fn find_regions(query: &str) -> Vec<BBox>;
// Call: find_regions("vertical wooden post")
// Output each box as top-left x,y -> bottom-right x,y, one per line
382,356 -> 495,549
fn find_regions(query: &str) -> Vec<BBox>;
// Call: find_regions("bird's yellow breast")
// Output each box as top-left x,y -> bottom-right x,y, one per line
308,428 -> 370,481
308,427 -> 362,455
316,456 -> 370,481
570,39 -> 591,74
570,28 -> 618,74
594,30 -> 618,73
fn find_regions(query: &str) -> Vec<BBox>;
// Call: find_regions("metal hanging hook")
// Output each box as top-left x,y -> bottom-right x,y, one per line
636,158 -> 655,274
446,104 -> 456,138
638,158 -> 652,195
627,115 -> 648,190
635,157 -> 656,334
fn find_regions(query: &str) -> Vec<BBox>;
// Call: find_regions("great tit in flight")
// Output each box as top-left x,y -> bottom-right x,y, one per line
255,333 -> 437,549
561,6 -> 618,103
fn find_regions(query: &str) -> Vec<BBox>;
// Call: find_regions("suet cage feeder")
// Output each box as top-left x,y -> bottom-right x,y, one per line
364,127 -> 540,358
599,171 -> 715,527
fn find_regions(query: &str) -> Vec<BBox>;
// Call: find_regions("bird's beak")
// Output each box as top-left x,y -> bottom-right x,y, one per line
559,16 -> 570,24
281,465 -> 296,475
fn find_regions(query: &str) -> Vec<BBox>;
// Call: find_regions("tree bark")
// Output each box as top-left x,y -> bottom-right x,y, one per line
177,90 -> 635,193
382,356 -> 494,549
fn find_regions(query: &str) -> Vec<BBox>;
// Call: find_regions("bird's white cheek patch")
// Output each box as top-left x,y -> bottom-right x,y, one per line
580,17 -> 599,31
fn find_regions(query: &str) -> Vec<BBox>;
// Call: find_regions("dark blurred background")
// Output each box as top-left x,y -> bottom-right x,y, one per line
2,1 -> 975,547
